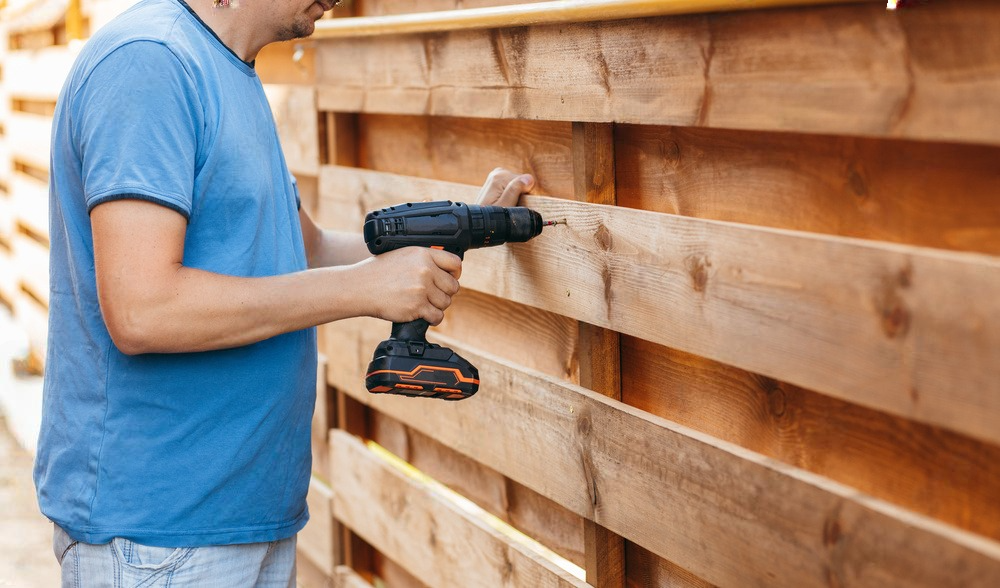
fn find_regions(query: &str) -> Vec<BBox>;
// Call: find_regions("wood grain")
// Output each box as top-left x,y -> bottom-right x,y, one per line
573,121 -> 625,588
356,114 -> 574,198
360,0 -> 540,17
329,431 -> 589,587
371,411 -> 586,566
616,125 -> 1000,255
316,1 -> 1000,145
625,543 -> 716,588
335,566 -> 375,588
316,0 -> 873,38
318,167 -> 1000,446
322,326 -> 1000,587
622,336 -> 1000,542
435,290 -> 580,383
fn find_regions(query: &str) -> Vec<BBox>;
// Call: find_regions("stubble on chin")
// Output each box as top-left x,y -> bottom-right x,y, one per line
275,17 -> 315,42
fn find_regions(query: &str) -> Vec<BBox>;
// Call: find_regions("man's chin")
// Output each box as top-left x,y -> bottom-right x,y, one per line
288,18 -> 317,40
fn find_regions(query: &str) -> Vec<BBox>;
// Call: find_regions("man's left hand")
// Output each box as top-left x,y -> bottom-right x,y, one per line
476,167 -> 535,207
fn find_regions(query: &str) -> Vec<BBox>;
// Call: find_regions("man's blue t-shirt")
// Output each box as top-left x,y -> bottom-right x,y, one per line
34,0 -> 317,547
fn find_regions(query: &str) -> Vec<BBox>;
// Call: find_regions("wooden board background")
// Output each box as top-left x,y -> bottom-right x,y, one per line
301,1 -> 1000,586
4,0 -> 999,586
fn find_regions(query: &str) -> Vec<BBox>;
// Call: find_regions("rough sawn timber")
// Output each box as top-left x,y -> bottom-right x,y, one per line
322,324 -> 1000,587
317,165 -> 1000,446
329,431 -> 588,588
316,0 -> 1000,145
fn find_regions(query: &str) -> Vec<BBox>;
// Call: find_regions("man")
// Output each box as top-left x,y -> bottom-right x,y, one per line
33,0 -> 535,585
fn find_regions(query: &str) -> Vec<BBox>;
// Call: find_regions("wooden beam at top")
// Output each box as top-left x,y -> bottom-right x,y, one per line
317,165 -> 1000,446
315,1 -> 1000,146
312,0 -> 872,38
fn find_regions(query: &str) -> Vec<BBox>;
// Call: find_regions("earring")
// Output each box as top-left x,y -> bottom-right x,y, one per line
212,0 -> 239,7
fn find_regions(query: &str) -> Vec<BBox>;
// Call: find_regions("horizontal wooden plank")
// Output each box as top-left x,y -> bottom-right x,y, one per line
0,251 -> 19,305
318,165 -> 1000,445
625,543 -> 714,588
373,555 -> 428,588
4,46 -> 78,101
263,84 -> 320,177
314,0 -> 871,38
435,290 -> 579,382
329,431 -> 588,587
622,336 -> 1000,541
300,477 -> 337,579
12,232 -> 49,307
371,410 -> 586,566
10,172 -> 49,241
6,112 -> 51,175
335,566 -> 374,588
616,125 -> 1000,255
360,0 -> 540,17
356,114 -> 574,199
0,194 -> 16,241
316,0 -> 1000,145
322,326 -> 1000,587
12,290 -> 48,366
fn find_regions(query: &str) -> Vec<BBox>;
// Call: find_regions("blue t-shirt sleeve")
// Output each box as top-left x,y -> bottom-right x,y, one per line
74,40 -> 201,218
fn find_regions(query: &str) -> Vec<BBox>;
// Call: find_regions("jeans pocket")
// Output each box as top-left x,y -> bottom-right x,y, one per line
52,525 -> 79,565
111,537 -> 194,572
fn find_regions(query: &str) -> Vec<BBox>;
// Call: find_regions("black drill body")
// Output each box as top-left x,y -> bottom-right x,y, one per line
363,200 -> 545,400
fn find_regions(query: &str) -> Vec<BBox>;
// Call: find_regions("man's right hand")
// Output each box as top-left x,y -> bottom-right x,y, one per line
357,247 -> 462,326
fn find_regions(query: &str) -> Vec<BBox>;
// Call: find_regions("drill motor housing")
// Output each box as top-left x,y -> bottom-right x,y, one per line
363,200 -> 544,400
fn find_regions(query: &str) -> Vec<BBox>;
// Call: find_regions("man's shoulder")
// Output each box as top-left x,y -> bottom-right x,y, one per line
76,0 -> 204,79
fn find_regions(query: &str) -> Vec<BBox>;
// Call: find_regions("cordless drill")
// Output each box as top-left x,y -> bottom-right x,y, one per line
363,200 -> 558,401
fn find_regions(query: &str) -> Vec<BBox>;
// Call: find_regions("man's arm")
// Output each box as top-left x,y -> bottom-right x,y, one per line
92,199 -> 461,355
298,207 -> 371,268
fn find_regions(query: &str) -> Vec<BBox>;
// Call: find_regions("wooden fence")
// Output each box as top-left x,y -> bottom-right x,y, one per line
2,0 -> 998,586
294,1 -> 1000,586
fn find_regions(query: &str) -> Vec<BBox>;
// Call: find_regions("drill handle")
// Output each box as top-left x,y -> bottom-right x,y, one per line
391,319 -> 430,343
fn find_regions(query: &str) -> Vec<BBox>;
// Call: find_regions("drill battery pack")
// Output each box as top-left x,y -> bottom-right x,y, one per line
365,337 -> 480,401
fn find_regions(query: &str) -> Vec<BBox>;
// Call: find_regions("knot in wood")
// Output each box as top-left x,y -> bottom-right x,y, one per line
685,253 -> 712,293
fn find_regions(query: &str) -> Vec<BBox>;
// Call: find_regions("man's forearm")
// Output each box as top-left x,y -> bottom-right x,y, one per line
106,263 -> 376,355
308,229 -> 371,268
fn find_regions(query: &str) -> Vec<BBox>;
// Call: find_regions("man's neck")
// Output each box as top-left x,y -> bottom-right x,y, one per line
183,0 -> 267,63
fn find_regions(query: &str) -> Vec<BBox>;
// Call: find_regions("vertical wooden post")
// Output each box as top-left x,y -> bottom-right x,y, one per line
572,122 -> 626,588
321,101 -> 374,579
66,0 -> 86,41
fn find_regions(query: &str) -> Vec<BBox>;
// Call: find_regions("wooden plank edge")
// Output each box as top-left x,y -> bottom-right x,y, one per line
324,326 -> 1000,587
313,0 -> 872,38
335,565 -> 374,588
317,165 -> 1000,446
299,476 -> 336,579
329,430 -> 589,588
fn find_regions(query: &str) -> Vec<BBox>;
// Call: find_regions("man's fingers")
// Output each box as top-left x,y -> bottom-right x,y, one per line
478,167 -> 536,206
428,249 -> 463,279
499,174 -> 535,205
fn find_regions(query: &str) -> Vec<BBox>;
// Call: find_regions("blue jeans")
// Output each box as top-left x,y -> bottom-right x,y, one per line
53,525 -> 296,587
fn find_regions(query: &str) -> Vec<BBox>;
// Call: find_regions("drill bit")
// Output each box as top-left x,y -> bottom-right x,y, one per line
542,219 -> 567,228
